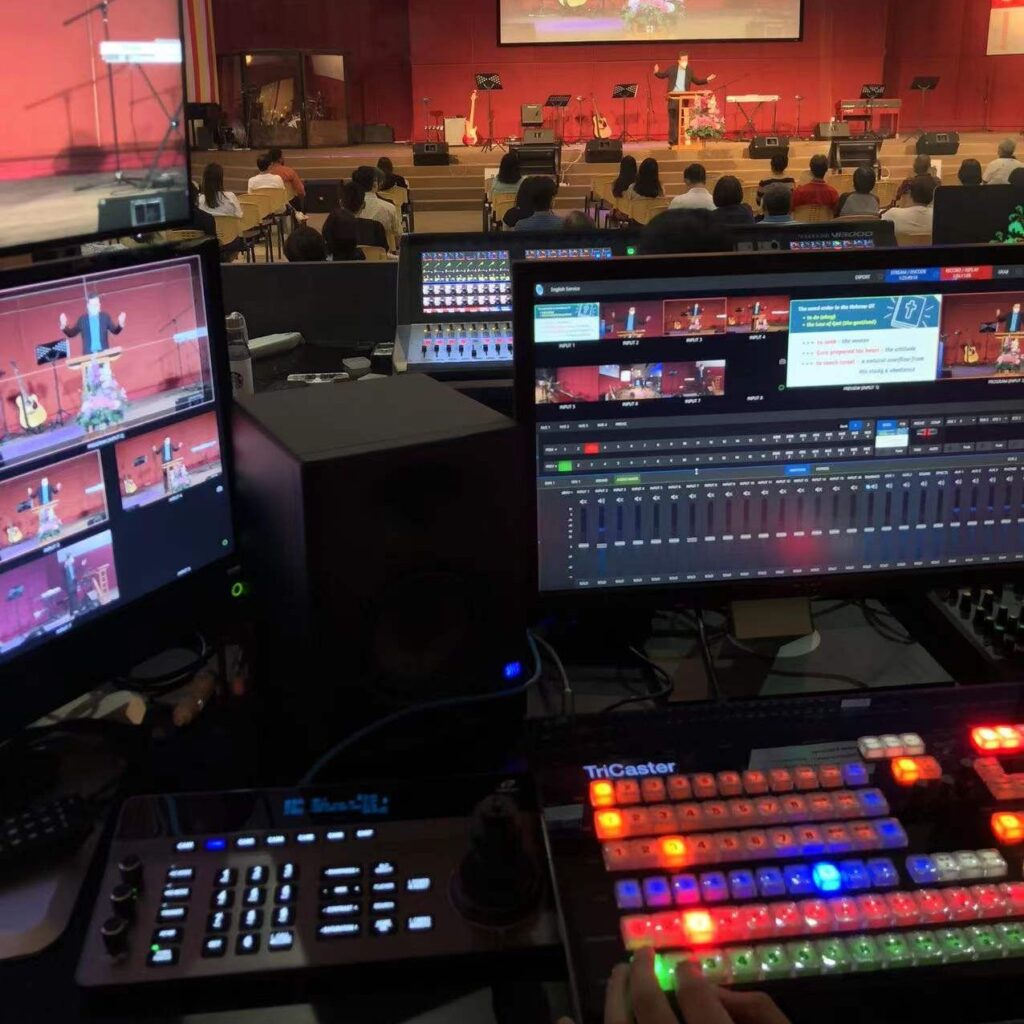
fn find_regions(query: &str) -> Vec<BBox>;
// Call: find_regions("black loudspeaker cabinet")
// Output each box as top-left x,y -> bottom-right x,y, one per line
814,121 -> 851,140
514,144 -> 561,176
585,139 -> 623,163
748,135 -> 790,160
97,189 -> 190,233
304,179 -> 342,213
232,375 -> 528,730
413,142 -> 451,165
917,131 -> 960,156
523,128 -> 556,144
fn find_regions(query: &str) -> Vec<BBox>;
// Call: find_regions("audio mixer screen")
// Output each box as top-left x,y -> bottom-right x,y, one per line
420,251 -> 512,316
519,257 -> 1024,592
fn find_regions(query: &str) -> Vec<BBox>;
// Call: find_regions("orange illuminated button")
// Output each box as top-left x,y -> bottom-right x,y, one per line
595,809 -> 625,840
589,780 -> 616,808
891,755 -> 942,786
682,909 -> 717,945
992,811 -> 1024,845
658,835 -> 689,868
971,725 -> 1024,753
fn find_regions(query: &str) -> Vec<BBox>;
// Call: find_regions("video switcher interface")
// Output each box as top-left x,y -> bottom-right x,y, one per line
524,258 -> 1024,592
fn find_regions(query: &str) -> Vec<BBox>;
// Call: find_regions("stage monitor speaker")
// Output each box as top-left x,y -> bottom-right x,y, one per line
815,122 -> 851,140
830,139 -> 880,172
584,139 -> 623,163
304,179 -> 342,213
97,190 -> 190,233
522,128 -> 556,144
521,104 -> 544,126
512,143 -> 561,176
232,374 -> 527,739
917,131 -> 960,156
748,135 -> 790,160
413,142 -> 451,166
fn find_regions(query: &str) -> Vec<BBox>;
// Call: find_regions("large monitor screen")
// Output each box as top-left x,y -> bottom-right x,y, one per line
514,248 -> 1024,595
933,184 -> 1024,246
499,0 -> 802,45
0,251 -> 233,666
0,0 -> 189,252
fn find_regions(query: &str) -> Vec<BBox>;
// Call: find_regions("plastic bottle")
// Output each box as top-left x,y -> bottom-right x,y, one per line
225,311 -> 254,398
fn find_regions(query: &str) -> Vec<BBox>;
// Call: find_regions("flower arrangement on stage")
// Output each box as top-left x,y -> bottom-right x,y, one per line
77,363 -> 128,433
623,0 -> 681,33
686,92 -> 726,142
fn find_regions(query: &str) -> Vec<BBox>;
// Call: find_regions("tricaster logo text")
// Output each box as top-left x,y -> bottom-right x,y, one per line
583,761 -> 677,780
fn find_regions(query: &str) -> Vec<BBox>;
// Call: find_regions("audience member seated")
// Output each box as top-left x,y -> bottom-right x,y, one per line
756,154 -> 795,208
1010,167 -> 1024,187
611,156 -> 638,199
711,175 -> 754,227
639,208 -> 731,255
758,185 -> 795,225
198,163 -> 242,218
791,154 -> 838,211
669,163 -> 715,211
283,224 -> 328,262
627,158 -> 664,199
334,182 -> 388,250
377,156 -> 408,191
882,174 -> 936,236
267,147 -> 306,212
188,181 -> 217,237
835,165 -> 880,217
958,158 -> 984,186
892,154 -> 940,207
352,165 -> 403,242
490,152 -> 525,196
248,156 -> 285,193
320,209 -> 367,261
563,210 -> 596,229
984,139 -> 1024,184
514,177 -> 563,231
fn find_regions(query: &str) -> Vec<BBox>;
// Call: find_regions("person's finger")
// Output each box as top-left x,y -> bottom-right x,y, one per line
628,949 -> 680,1024
715,989 -> 792,1024
604,962 -> 632,1024
673,960 -> 735,1024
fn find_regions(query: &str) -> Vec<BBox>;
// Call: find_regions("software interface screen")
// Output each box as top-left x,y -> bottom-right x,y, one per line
0,254 -> 233,662
527,261 -> 1024,591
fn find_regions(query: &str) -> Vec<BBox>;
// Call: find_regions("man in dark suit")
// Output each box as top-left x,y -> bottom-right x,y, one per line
653,54 -> 716,146
59,294 -> 126,356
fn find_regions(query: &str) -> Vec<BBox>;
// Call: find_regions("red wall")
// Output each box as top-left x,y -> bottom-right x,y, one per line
0,453 -> 106,540
884,0 -> 1024,131
115,412 -> 222,492
941,291 -> 1024,366
0,556 -> 65,644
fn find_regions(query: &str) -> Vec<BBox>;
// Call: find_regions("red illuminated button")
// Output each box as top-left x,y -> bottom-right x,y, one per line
818,765 -> 843,789
891,755 -> 942,786
649,805 -> 678,834
623,808 -> 653,836
589,780 -> 615,808
731,800 -> 755,822
885,891 -> 920,926
769,769 -> 794,793
667,775 -> 692,801
614,780 -> 642,805
794,767 -> 819,790
772,902 -> 802,937
595,810 -> 625,840
1002,882 -> 1024,913
857,894 -> 890,928
755,798 -> 783,824
682,909 -> 716,945
971,725 -> 1024,753
830,896 -> 861,931
799,899 -> 833,933
738,904 -> 772,940
742,770 -> 768,795
716,772 -> 743,797
915,889 -> 949,924
808,794 -> 835,818
704,801 -> 731,825
741,830 -> 768,856
677,804 -> 705,831
658,836 -> 689,868
973,884 -> 1006,919
641,778 -> 667,803
944,887 -> 977,921
992,811 -> 1024,845
692,774 -> 717,799
582,442 -> 600,455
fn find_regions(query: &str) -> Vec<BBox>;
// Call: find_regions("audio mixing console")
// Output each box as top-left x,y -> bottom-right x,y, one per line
532,682 -> 1024,1023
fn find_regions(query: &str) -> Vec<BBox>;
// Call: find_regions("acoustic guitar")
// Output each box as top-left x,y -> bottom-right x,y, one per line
462,90 -> 479,146
5,524 -> 23,544
558,0 -> 589,6
963,343 -> 980,365
591,95 -> 611,139
123,476 -> 138,496
10,361 -> 46,432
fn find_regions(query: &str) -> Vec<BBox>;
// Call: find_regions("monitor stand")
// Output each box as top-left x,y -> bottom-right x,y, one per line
730,597 -> 821,659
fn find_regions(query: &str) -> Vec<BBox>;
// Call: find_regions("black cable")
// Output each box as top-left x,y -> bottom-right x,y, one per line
695,605 -> 723,702
600,645 -> 675,714
858,600 -> 915,646
533,632 -> 574,718
756,665 -> 871,690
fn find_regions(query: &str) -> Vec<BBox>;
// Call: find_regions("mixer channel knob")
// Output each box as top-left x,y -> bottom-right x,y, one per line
118,853 -> 143,889
957,590 -> 972,619
110,882 -> 137,921
101,916 -> 129,957
997,604 -> 1010,627
981,589 -> 996,613
973,606 -> 988,630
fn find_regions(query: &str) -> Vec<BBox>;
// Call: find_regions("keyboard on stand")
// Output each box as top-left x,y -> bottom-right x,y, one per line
532,683 -> 1024,1022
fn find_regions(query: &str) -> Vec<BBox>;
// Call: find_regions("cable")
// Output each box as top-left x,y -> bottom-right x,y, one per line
600,645 -> 676,714
299,630 -> 544,786
858,600 -> 915,646
695,605 -> 723,702
757,666 -> 871,691
532,632 -> 574,718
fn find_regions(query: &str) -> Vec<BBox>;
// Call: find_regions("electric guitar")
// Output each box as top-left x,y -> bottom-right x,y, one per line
10,361 -> 46,432
591,95 -> 611,139
462,90 -> 479,146
963,343 -> 980,365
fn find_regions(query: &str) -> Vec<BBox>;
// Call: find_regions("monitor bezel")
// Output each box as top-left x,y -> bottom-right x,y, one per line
0,239 -> 238,739
513,242 -> 1024,610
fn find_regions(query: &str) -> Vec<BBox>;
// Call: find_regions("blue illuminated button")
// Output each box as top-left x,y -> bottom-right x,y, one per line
867,858 -> 899,888
812,862 -> 842,893
671,874 -> 700,905
783,864 -> 815,896
876,819 -> 908,849
839,860 -> 870,891
700,872 -> 729,902
613,879 -> 642,911
857,789 -> 888,815
756,867 -> 786,898
848,420 -> 864,432
643,877 -> 673,907
842,763 -> 868,787
204,838 -> 226,852
728,869 -> 757,900
906,855 -> 939,885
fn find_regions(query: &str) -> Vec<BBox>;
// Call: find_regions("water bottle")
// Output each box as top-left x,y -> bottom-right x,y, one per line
225,311 -> 254,398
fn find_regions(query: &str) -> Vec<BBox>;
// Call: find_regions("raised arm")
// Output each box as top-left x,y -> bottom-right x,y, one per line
61,314 -> 82,338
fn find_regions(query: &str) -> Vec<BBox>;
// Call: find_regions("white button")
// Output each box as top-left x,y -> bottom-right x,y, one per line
319,923 -> 360,937
372,882 -> 396,893
326,830 -> 346,842
407,915 -> 433,932
933,853 -> 959,881
372,900 -> 396,912
296,832 -> 316,844
323,866 -> 360,878
879,735 -> 903,757
899,733 -> 925,756
406,877 -> 432,892
167,868 -> 194,881
268,931 -> 293,949
236,836 -> 257,848
373,861 -> 395,876
266,834 -> 287,846
857,737 -> 884,760
355,828 -> 376,840
373,918 -> 396,935
322,903 -> 360,916
978,849 -> 1008,877
175,840 -> 196,852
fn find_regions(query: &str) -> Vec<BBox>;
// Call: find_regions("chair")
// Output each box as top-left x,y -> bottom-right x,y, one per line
895,232 -> 933,247
627,196 -> 670,226
874,179 -> 900,208
214,216 -> 242,248
380,185 -> 414,232
490,192 -> 517,229
830,173 -> 855,195
792,203 -> 834,223
833,214 -> 881,221
358,245 -> 388,262
237,198 -> 272,262
247,187 -> 291,256
426,110 -> 445,142
163,229 -> 207,243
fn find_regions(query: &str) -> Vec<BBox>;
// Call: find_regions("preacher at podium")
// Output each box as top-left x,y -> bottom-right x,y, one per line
653,54 -> 716,145
60,294 -> 127,356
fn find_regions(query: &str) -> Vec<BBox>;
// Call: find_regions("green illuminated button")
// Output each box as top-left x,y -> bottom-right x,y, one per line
909,931 -> 943,965
758,944 -> 791,980
938,928 -> 973,963
847,934 -> 881,972
995,922 -> 1024,953
653,952 -> 677,991
816,937 -> 851,973
877,933 -> 912,968
966,925 -> 1003,960
786,941 -> 822,976
727,947 -> 759,984
557,460 -> 573,473
697,951 -> 729,984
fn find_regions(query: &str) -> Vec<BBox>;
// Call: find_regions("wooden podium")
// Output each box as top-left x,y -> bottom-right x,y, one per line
66,347 -> 124,381
668,90 -> 704,150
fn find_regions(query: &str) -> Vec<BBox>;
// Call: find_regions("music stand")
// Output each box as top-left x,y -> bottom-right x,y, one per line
35,340 -> 70,427
908,76 -> 939,139
475,73 -> 504,153
545,94 -> 572,143
613,84 -> 638,142
858,83 -> 885,137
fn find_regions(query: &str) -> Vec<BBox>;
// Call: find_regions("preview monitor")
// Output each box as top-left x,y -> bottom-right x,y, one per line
0,241 -> 235,735
933,184 -> 1024,246
0,0 -> 190,252
513,245 -> 1024,598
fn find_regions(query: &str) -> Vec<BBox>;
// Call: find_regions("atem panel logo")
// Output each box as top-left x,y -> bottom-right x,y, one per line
583,762 -> 678,779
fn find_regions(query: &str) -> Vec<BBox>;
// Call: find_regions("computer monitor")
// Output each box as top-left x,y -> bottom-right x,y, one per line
0,240 -> 235,736
513,245 -> 1024,599
933,184 -> 1024,246
1,0 -> 190,253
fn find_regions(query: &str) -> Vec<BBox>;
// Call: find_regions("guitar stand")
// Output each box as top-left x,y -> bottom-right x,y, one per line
480,92 -> 505,153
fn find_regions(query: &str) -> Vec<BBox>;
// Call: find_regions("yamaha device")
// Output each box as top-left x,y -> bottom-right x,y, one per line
533,682 -> 1024,1023
513,245 -> 1024,598
392,230 -> 640,380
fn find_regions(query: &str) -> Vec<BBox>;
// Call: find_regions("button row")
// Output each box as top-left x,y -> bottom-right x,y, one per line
601,817 -> 908,872
621,882 -> 1024,950
595,788 -> 888,840
589,764 -> 868,808
906,850 -> 1007,885
174,829 -> 376,853
206,905 -> 294,933
970,724 -> 1024,753
615,858 -> 899,909
856,733 -> 925,760
974,757 -> 1024,801
652,922 -> 1024,988
316,915 -> 434,940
